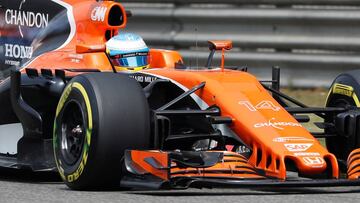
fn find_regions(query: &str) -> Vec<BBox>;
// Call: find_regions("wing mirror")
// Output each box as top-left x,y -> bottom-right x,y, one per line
205,40 -> 233,71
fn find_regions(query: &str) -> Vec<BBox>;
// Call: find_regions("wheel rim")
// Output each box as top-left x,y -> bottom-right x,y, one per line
326,96 -> 356,162
60,100 -> 86,166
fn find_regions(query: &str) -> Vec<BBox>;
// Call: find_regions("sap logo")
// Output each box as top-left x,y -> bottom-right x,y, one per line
5,44 -> 33,59
91,6 -> 107,22
284,143 -> 312,152
239,100 -> 281,112
303,157 -> 325,166
254,118 -> 302,130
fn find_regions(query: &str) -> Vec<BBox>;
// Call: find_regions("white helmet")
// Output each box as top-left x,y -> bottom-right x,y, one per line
106,33 -> 150,71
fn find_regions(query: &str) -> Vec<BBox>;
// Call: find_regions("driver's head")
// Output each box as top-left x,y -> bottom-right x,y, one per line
106,33 -> 150,71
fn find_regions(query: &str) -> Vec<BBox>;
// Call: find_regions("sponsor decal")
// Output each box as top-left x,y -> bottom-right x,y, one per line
4,43 -> 33,59
1,0 -> 74,74
284,143 -> 313,152
239,100 -> 281,112
4,0 -> 49,38
4,60 -> 20,66
69,54 -> 83,64
294,152 -> 320,157
302,157 -> 325,167
129,74 -> 157,83
234,145 -> 251,154
2,0 -> 48,68
5,9 -> 48,28
272,136 -> 314,143
123,33 -> 138,41
332,83 -> 353,97
254,118 -> 302,130
91,6 -> 107,22
88,44 -> 105,50
4,43 -> 33,66
68,54 -> 83,59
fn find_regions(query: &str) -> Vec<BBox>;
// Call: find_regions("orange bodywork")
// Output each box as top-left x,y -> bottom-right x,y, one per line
128,150 -> 169,181
208,40 -> 233,51
142,68 -> 339,179
347,148 -> 360,179
128,150 -> 265,181
21,0 -> 339,180
170,152 -> 265,180
22,0 -> 182,75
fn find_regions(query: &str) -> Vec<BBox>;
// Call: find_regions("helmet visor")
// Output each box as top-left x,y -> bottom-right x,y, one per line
110,52 -> 149,68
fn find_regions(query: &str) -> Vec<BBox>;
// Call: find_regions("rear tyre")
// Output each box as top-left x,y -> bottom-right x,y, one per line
53,73 -> 150,190
326,70 -> 360,162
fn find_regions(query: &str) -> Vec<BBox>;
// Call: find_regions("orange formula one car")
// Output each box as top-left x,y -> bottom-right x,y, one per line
1,0 -> 360,190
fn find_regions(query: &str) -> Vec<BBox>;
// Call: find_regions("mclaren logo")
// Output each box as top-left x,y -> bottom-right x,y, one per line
4,0 -> 49,38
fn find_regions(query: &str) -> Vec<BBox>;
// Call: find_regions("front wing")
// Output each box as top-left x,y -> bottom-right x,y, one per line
121,150 -> 360,190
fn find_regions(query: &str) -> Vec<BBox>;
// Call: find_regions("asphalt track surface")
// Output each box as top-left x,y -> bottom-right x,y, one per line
0,168 -> 360,203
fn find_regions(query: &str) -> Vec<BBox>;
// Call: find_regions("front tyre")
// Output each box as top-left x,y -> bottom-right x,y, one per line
53,73 -> 150,190
326,70 -> 360,162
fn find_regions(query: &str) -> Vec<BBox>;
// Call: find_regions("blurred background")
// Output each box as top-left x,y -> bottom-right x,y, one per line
120,0 -> 360,88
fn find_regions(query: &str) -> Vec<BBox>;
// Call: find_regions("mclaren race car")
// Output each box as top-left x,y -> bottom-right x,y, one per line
1,0 -> 360,190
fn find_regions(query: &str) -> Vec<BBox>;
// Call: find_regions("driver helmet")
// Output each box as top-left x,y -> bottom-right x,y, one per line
106,33 -> 150,71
